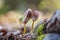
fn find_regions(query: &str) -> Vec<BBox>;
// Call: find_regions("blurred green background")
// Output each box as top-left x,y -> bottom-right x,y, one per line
0,0 -> 60,14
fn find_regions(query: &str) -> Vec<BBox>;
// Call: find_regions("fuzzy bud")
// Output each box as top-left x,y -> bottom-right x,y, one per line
32,10 -> 39,21
22,8 -> 33,24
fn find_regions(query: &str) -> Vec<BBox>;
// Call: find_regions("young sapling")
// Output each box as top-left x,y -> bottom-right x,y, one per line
22,8 -> 33,35
31,10 -> 39,34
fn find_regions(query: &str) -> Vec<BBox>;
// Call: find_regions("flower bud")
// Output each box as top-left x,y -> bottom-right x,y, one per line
32,10 -> 39,21
22,8 -> 33,24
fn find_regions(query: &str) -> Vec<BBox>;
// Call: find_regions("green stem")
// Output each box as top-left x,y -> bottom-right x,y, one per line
31,21 -> 35,34
23,24 -> 26,35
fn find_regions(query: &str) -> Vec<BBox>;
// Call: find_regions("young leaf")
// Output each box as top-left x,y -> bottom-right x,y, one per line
19,17 -> 23,24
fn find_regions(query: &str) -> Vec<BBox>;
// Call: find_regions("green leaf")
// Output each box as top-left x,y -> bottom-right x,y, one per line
19,17 -> 23,21
19,17 -> 23,23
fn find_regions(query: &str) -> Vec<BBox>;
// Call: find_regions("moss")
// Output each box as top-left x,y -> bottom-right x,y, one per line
36,24 -> 44,36
37,34 -> 46,40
